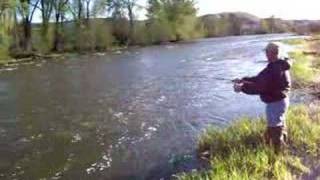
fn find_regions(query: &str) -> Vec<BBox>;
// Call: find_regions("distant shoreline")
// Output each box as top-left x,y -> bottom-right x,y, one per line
0,33 -> 300,68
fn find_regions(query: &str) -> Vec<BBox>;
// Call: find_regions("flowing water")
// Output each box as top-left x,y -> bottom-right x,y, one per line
0,34 -> 309,179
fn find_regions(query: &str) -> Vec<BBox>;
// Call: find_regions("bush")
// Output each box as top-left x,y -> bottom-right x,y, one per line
131,22 -> 149,46
63,20 -> 114,52
147,20 -> 175,44
32,26 -> 54,54
0,27 -> 12,60
93,20 -> 114,50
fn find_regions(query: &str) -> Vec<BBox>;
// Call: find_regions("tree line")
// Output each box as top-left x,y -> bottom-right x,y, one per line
0,0 -> 311,60
0,0 -> 202,59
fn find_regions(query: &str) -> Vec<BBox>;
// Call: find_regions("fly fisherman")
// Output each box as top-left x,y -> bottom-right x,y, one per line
233,42 -> 292,153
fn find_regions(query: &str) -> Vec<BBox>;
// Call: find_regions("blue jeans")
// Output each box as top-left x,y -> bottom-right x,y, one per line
266,97 -> 289,127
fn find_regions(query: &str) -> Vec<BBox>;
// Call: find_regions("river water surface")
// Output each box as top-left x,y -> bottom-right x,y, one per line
0,34 -> 308,179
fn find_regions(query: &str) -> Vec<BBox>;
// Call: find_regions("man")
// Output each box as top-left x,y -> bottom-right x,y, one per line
233,42 -> 292,152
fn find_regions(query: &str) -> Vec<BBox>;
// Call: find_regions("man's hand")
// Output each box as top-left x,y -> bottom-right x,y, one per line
233,82 -> 243,93
232,78 -> 242,84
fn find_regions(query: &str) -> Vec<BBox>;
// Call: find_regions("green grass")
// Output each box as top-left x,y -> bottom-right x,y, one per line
282,38 -> 306,46
290,51 -> 317,86
281,38 -> 320,87
176,105 -> 320,180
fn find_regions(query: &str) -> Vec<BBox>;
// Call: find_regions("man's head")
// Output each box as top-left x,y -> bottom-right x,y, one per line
265,42 -> 280,62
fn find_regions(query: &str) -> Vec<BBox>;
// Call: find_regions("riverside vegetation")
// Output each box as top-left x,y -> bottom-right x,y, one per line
176,37 -> 320,179
1,0 -> 202,61
0,0 -> 318,64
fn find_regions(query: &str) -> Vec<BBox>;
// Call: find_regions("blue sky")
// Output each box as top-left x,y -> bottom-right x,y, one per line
33,0 -> 320,22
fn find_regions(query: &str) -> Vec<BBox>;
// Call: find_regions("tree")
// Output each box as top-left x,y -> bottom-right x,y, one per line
123,0 -> 139,45
268,16 -> 276,33
16,0 -> 41,51
52,0 -> 69,51
39,0 -> 54,38
261,15 -> 276,34
27,0 -> 54,52
84,0 -> 93,20
0,1 -> 15,31
69,0 -> 94,23
229,14 -> 242,35
94,0 -> 139,45
146,0 -> 198,42
0,0 -> 15,58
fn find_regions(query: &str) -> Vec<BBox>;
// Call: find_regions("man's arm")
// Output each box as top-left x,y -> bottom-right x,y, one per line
233,76 -> 259,94
241,81 -> 261,95
242,76 -> 258,82
232,76 -> 257,84
241,65 -> 282,95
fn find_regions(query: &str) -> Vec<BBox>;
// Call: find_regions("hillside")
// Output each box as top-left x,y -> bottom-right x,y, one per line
199,12 -> 320,37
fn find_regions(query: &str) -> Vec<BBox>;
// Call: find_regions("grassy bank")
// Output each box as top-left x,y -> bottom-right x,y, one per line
289,51 -> 317,88
285,37 -> 320,87
177,105 -> 320,180
176,37 -> 320,179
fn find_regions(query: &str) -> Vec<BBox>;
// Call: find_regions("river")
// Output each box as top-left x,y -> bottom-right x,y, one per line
0,34 -> 309,179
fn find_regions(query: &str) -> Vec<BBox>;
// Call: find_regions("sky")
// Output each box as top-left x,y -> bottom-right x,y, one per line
195,0 -> 320,20
33,0 -> 320,22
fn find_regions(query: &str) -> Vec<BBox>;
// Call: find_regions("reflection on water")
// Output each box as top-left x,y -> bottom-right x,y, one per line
0,34 -> 307,179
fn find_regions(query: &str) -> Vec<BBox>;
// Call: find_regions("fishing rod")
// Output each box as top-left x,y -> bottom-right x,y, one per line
167,75 -> 236,81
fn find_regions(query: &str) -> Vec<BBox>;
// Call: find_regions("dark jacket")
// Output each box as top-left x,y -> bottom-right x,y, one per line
241,58 -> 292,103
